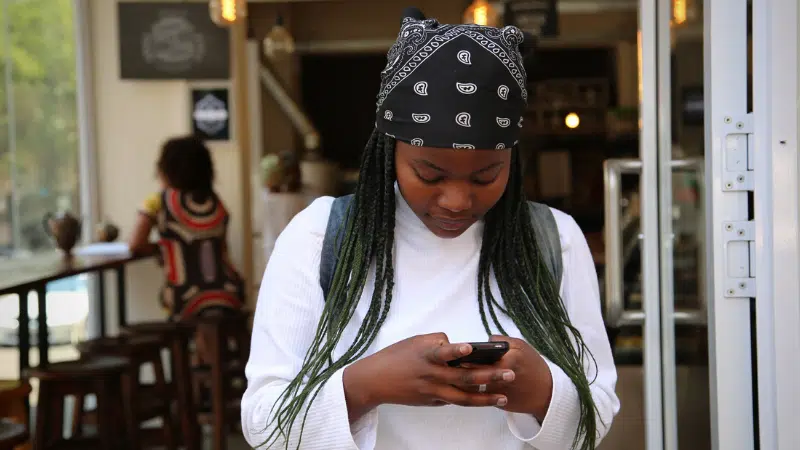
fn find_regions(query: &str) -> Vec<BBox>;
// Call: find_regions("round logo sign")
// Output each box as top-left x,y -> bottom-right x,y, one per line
193,93 -> 229,136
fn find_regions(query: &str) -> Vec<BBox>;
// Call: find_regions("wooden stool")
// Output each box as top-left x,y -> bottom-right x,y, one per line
121,321 -> 201,450
28,356 -> 128,450
0,419 -> 28,450
192,310 -> 251,450
75,334 -> 177,450
0,380 -> 31,450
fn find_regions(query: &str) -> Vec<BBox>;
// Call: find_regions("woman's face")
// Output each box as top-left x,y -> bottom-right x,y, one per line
395,140 -> 511,239
156,170 -> 168,189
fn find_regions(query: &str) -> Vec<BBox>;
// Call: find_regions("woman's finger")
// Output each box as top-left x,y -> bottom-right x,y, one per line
432,365 -> 515,387
432,384 -> 508,408
426,342 -> 472,365
463,382 -> 509,394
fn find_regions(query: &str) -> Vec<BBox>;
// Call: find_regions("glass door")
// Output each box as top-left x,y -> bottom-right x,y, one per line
599,0 -> 710,448
657,0 -> 711,448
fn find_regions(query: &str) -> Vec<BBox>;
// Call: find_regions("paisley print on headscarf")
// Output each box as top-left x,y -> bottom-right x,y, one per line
375,12 -> 531,150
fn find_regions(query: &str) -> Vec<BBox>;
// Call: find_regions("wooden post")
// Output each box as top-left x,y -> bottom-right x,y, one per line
231,19 -> 254,306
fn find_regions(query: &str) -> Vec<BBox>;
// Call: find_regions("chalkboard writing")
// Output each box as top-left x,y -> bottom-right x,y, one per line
118,2 -> 230,80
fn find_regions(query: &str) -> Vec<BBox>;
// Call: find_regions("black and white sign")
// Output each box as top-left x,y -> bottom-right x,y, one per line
505,0 -> 559,38
118,2 -> 230,80
191,88 -> 231,141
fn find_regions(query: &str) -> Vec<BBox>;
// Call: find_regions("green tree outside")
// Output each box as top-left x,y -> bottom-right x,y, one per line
0,0 -> 79,254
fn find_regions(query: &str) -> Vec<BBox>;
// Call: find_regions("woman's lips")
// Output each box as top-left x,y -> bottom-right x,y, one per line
430,216 -> 471,231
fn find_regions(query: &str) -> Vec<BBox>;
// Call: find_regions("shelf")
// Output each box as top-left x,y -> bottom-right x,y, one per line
527,77 -> 611,111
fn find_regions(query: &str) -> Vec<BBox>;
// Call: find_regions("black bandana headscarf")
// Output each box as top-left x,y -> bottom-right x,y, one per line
375,8 -> 530,150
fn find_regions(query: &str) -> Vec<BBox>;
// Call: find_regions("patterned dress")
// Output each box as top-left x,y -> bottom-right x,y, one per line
140,188 -> 244,320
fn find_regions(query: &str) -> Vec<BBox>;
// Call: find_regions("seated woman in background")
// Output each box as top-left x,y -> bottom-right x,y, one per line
128,135 -> 245,321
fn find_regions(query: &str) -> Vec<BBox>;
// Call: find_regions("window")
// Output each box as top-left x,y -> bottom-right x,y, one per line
0,0 -> 85,382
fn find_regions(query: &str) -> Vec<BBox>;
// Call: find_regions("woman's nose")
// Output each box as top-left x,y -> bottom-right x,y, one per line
437,184 -> 472,213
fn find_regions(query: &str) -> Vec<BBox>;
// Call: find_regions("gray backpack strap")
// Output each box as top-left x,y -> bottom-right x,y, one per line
527,202 -> 563,288
320,197 -> 563,299
319,195 -> 354,301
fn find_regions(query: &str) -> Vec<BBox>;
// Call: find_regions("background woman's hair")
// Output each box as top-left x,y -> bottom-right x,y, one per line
156,135 -> 215,192
261,129 -> 599,450
279,151 -> 302,193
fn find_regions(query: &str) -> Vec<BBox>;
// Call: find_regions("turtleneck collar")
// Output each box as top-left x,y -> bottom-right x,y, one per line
393,183 -> 483,248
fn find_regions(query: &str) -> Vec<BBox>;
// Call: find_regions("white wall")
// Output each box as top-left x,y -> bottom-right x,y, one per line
88,0 -> 246,327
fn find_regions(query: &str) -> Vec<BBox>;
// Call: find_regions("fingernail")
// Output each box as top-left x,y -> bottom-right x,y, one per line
502,371 -> 515,382
460,344 -> 471,355
497,397 -> 507,407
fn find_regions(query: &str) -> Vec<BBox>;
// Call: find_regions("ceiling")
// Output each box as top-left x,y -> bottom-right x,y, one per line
247,0 -> 638,13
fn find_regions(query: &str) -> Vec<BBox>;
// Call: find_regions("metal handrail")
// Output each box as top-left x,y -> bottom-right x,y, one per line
603,158 -> 706,327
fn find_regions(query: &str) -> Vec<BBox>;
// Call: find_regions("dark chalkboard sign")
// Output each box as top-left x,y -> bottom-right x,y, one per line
118,2 -> 230,80
191,88 -> 231,141
505,0 -> 559,38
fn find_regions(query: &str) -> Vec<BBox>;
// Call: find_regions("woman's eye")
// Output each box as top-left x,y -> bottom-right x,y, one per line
472,177 -> 498,186
414,169 -> 444,184
419,176 -> 444,184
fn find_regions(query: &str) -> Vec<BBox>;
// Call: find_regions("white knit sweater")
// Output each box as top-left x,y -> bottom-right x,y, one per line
242,189 -> 619,449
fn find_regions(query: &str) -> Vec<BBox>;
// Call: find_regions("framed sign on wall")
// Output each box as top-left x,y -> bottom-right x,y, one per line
190,88 -> 231,141
505,0 -> 559,38
118,2 -> 230,80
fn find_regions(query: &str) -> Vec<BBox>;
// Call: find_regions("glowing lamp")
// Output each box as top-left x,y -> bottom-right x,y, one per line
463,0 -> 499,27
565,113 -> 580,129
209,0 -> 247,27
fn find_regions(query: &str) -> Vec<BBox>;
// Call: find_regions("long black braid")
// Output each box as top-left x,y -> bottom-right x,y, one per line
260,130 -> 599,450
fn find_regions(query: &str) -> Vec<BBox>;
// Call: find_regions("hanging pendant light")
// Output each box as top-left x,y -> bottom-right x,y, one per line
671,0 -> 701,27
263,15 -> 295,59
463,0 -> 500,27
672,0 -> 688,25
209,0 -> 247,27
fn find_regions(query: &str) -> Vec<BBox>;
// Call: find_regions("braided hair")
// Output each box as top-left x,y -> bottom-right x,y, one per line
260,130 -> 599,450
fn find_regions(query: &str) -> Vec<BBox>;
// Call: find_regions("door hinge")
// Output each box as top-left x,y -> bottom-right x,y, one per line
722,113 -> 754,192
723,220 -> 756,297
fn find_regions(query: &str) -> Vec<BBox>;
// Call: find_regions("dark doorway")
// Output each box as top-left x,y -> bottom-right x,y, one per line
301,54 -> 386,170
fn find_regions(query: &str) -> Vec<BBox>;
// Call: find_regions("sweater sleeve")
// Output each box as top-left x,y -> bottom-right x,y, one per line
138,192 -> 162,219
241,197 -> 379,450
505,210 -> 620,449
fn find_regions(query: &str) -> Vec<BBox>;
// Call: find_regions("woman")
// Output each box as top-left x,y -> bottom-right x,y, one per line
129,135 -> 244,320
242,9 -> 619,450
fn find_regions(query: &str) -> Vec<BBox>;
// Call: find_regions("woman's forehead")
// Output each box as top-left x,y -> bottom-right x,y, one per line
397,141 -> 510,170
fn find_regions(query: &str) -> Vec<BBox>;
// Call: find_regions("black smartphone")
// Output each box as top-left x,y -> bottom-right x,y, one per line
447,341 -> 510,367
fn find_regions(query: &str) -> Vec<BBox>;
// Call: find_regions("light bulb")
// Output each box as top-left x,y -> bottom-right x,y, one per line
463,0 -> 499,27
263,17 -> 296,58
672,0 -> 687,25
209,0 -> 247,27
565,113 -> 580,129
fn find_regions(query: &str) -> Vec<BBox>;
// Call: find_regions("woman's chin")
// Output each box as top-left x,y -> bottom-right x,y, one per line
423,217 -> 474,239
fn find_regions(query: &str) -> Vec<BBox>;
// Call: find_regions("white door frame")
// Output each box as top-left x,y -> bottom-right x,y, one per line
752,0 -> 800,448
703,0 -> 756,448
705,0 -> 800,447
637,0 -> 664,447
72,0 -> 104,338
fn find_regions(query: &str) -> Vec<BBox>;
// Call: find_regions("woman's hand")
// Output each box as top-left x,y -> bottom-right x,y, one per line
342,333 -> 516,422
479,335 -> 554,422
